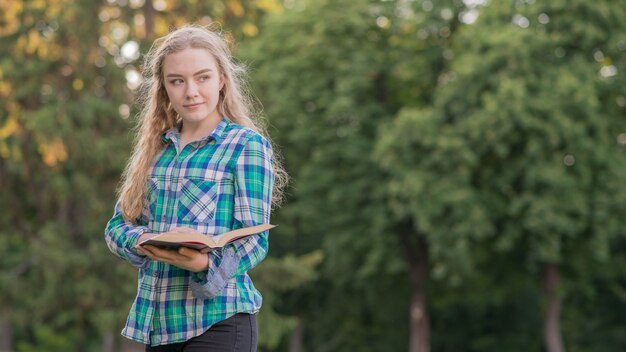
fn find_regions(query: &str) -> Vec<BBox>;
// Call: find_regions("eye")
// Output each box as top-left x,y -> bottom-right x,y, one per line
198,75 -> 210,82
169,79 -> 183,85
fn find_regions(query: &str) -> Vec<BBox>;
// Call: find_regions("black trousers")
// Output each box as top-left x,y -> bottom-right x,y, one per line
145,313 -> 257,352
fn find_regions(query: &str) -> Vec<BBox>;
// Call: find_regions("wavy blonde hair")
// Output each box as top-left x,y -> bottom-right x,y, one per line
119,25 -> 287,222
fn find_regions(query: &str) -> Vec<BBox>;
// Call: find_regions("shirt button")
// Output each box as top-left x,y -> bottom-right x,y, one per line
152,272 -> 158,277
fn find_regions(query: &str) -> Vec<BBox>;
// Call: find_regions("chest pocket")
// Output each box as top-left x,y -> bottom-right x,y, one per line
178,178 -> 218,223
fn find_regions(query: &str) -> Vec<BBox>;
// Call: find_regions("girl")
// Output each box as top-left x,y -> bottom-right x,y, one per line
105,25 -> 286,351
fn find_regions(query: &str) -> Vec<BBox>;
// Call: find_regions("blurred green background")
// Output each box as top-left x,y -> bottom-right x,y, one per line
1,0 -> 626,351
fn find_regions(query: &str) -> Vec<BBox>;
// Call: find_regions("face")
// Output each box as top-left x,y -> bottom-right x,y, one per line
162,47 -> 224,130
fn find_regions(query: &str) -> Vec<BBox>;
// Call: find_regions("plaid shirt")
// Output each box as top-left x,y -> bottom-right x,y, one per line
105,118 -> 274,346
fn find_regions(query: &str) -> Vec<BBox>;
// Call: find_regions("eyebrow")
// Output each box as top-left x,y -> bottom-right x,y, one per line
166,69 -> 213,78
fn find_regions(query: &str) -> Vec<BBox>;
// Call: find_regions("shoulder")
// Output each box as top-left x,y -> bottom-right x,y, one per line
222,122 -> 273,152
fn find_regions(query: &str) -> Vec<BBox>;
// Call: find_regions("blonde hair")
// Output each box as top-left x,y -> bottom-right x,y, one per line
119,24 -> 287,222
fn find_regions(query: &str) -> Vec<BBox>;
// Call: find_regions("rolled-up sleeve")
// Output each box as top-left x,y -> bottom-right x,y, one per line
191,133 -> 274,298
104,200 -> 151,269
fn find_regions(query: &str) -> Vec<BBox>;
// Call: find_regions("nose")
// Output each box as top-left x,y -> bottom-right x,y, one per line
185,81 -> 199,98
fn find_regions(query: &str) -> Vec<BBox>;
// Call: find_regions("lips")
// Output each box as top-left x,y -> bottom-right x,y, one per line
183,102 -> 204,108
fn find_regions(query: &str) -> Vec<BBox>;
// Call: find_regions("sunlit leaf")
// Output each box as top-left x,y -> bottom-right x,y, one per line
38,137 -> 68,167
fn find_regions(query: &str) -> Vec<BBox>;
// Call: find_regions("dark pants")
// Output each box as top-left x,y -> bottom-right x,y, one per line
145,313 -> 257,352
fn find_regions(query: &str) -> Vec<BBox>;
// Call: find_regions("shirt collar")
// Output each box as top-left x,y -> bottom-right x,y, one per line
161,118 -> 230,147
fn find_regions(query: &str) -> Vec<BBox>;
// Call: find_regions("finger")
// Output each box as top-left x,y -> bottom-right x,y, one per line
141,244 -> 157,254
136,246 -> 147,256
143,245 -> 178,261
200,247 -> 212,254
178,247 -> 196,259
139,245 -> 160,259
140,247 -> 159,261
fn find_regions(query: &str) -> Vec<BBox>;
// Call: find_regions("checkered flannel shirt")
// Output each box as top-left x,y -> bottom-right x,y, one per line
105,118 -> 274,346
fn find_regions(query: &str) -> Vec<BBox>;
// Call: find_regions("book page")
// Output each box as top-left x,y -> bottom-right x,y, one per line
215,224 -> 276,246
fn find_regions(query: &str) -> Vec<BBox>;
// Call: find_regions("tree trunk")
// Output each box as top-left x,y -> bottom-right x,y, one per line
400,229 -> 430,352
288,315 -> 304,352
143,0 -> 155,38
102,331 -> 115,352
0,309 -> 12,352
543,262 -> 565,352
120,337 -> 145,352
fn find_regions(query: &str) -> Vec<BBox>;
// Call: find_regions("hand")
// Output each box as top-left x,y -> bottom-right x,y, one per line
138,244 -> 210,272
135,227 -> 212,271
135,232 -> 157,257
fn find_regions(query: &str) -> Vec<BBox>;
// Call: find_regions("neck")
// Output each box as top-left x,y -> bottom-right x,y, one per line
180,116 -> 222,147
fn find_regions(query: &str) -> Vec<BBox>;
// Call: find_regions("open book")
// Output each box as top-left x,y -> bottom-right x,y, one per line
138,224 -> 276,250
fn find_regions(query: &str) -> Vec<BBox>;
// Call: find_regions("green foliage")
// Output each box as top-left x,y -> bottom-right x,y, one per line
376,0 -> 626,349
2,0 -> 626,351
0,0 -> 294,350
243,0 -> 468,350
16,325 -> 77,352
249,0 -> 626,350
251,251 -> 323,349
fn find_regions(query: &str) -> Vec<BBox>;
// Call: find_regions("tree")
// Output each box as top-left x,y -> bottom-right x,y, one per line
245,0 -> 470,350
4,0 -> 626,350
377,1 -> 626,351
1,0 -> 312,350
0,0 -> 139,350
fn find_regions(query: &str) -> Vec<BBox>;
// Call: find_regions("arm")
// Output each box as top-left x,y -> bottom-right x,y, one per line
104,199 -> 151,269
191,133 -> 274,298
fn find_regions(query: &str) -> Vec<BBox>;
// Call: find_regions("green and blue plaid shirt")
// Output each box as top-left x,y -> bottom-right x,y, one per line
105,118 -> 274,346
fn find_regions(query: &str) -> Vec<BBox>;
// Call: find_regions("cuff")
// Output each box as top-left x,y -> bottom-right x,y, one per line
124,227 -> 151,269
190,246 -> 240,299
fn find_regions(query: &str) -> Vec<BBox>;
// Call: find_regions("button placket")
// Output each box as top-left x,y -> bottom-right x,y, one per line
172,159 -> 183,221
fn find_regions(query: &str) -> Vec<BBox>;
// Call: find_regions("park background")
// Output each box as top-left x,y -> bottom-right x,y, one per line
1,0 -> 626,351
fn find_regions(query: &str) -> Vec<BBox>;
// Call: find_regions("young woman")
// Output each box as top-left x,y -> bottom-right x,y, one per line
104,25 -> 286,351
